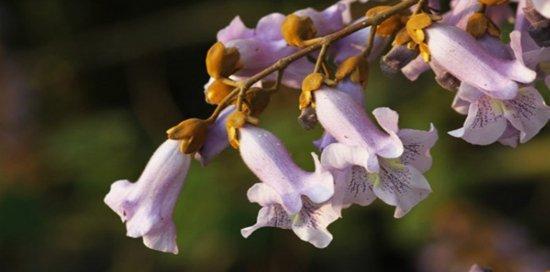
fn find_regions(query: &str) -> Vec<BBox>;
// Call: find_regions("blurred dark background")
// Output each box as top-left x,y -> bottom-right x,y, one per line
0,0 -> 548,271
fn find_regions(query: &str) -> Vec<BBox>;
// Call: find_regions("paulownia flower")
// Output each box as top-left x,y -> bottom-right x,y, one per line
208,3 -> 354,90
402,0 -> 516,87
425,24 -> 536,99
241,183 -> 340,248
450,84 -> 550,146
315,89 -> 437,217
313,80 -> 366,151
213,12 -> 311,88
238,125 -> 334,215
450,30 -> 550,146
315,88 -> 404,173
104,140 -> 190,254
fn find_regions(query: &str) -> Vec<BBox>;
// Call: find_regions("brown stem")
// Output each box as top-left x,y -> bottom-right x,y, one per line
314,43 -> 330,73
414,0 -> 427,14
362,24 -> 378,58
207,0 -> 420,121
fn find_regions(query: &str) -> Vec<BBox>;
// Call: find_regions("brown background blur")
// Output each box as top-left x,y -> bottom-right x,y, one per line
0,0 -> 548,271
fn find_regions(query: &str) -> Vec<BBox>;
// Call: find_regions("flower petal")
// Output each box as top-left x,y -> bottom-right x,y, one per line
398,124 -> 438,173
142,222 -> 179,254
104,140 -> 190,254
401,57 -> 430,81
372,107 -> 405,158
292,198 -> 340,248
371,164 -> 432,218
241,205 -> 292,238
313,132 -> 337,151
449,96 -> 508,145
255,13 -> 286,41
532,0 -> 550,19
239,126 -> 334,214
503,86 -> 550,143
427,24 -> 536,100
332,166 -> 376,210
242,184 -> 339,249
295,3 -> 346,36
498,124 -> 520,148
315,89 -> 403,162
321,143 -> 379,173
217,16 -> 254,43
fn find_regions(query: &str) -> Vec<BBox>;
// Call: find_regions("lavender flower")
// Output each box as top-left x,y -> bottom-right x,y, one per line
315,88 -> 437,217
241,183 -> 340,248
313,80 -> 366,151
402,0 -> 517,88
315,88 -> 404,173
104,140 -> 190,254
238,125 -> 334,215
425,24 -> 536,99
450,85 -> 550,146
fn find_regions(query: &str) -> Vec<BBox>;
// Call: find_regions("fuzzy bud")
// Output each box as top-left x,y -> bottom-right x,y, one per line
226,111 -> 259,148
406,13 -> 433,44
206,42 -> 241,79
301,73 -> 325,93
281,14 -> 317,47
335,55 -> 369,84
166,118 -> 210,154
244,88 -> 272,117
205,79 -> 234,105
300,73 -> 325,110
466,12 -> 500,38
366,6 -> 402,36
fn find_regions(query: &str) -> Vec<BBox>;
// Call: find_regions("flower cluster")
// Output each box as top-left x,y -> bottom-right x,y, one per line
104,0 -> 549,254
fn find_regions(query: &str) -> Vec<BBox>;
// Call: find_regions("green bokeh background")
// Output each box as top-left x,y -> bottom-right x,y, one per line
0,0 -> 548,271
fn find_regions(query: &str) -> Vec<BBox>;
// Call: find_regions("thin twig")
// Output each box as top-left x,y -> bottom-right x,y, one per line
413,0 -> 427,14
314,43 -> 330,73
362,24 -> 378,58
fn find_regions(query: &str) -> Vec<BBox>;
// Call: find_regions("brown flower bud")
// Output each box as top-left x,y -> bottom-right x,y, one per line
166,118 -> 210,154
205,42 -> 241,79
205,79 -> 234,105
281,14 -> 317,47
466,12 -> 488,38
301,73 -> 325,93
335,55 -> 369,84
406,13 -> 432,44
393,28 -> 412,46
226,111 -> 259,149
366,6 -> 403,36
418,42 -> 431,62
243,88 -> 271,117
299,90 -> 313,110
406,13 -> 433,30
